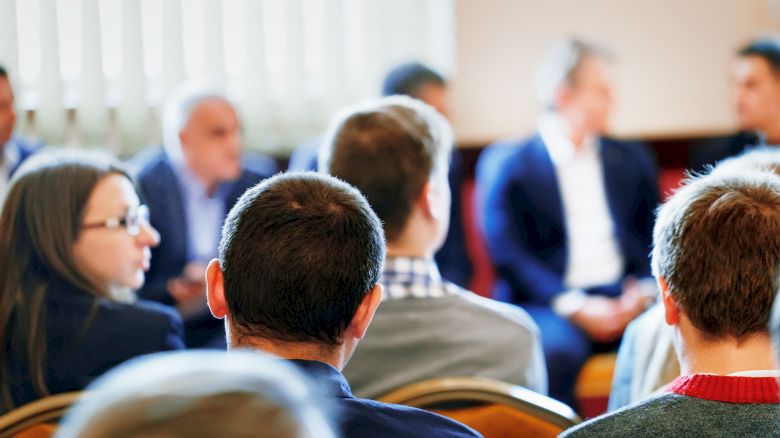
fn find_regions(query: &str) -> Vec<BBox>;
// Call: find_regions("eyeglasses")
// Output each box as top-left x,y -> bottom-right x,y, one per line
82,205 -> 150,236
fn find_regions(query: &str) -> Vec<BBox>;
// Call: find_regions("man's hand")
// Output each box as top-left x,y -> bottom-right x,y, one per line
569,278 -> 655,342
569,295 -> 628,342
167,262 -> 208,318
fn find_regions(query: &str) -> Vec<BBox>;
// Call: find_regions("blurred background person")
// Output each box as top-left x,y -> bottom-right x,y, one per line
133,83 -> 276,349
0,65 -> 40,206
56,350 -> 336,438
0,150 -> 184,413
476,38 -> 658,405
690,37 -> 780,170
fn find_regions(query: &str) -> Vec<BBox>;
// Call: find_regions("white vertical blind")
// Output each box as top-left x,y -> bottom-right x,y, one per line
0,0 -> 456,157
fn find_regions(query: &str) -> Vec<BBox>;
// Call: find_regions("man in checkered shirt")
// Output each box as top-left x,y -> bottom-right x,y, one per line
319,95 -> 547,399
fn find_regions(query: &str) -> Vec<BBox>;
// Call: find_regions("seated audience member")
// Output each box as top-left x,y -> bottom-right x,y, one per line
0,65 -> 40,205
289,62 -> 472,288
205,172 -> 480,437
476,38 -> 658,404
320,96 -> 546,398
562,171 -> 780,437
689,37 -> 780,171
0,150 -> 184,413
609,146 -> 780,410
56,350 -> 335,438
133,83 -> 276,349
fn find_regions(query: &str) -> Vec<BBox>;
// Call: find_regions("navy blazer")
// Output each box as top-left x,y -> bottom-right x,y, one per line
134,149 -> 276,306
7,280 -> 184,411
8,135 -> 41,176
476,135 -> 658,306
291,360 -> 481,438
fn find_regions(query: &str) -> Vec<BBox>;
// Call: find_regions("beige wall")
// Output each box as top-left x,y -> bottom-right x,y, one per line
451,0 -> 778,145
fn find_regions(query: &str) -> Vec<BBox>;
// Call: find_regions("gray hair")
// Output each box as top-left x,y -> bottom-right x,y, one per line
534,38 -> 613,110
55,350 -> 336,438
162,82 -> 233,163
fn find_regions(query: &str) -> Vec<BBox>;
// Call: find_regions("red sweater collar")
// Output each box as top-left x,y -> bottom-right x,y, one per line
669,373 -> 780,404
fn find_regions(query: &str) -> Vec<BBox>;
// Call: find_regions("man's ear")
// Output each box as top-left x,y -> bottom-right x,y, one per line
659,276 -> 680,326
178,130 -> 189,149
206,258 -> 227,319
348,284 -> 383,340
419,181 -> 446,221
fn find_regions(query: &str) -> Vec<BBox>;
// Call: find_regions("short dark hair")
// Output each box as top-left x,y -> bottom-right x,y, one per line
0,65 -> 7,78
652,172 -> 780,340
381,62 -> 445,98
319,96 -> 452,241
738,38 -> 780,76
218,172 -> 385,347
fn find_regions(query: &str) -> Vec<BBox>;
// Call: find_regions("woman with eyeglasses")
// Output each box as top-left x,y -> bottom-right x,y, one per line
0,150 -> 185,412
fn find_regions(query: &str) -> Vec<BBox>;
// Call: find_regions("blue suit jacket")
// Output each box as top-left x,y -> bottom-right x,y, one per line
8,135 -> 41,176
7,280 -> 184,411
291,360 -> 481,438
476,135 -> 658,306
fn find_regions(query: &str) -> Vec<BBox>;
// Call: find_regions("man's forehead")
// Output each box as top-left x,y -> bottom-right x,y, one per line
185,98 -> 238,127
734,56 -> 777,80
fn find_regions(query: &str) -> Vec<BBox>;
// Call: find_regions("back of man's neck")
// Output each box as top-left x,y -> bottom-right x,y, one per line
679,332 -> 777,376
230,336 -> 348,371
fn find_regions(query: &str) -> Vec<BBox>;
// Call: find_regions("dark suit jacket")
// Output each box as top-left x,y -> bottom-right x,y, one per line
476,135 -> 658,306
7,280 -> 184,411
688,131 -> 761,172
291,360 -> 481,438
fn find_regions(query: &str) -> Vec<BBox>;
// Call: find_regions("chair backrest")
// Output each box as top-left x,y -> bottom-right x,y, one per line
378,377 -> 581,438
0,392 -> 83,438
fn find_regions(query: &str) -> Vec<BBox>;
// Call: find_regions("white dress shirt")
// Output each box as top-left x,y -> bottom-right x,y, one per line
0,139 -> 21,208
538,113 -> 625,315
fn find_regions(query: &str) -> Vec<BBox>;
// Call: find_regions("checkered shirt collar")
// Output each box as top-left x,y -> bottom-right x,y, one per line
380,256 -> 459,300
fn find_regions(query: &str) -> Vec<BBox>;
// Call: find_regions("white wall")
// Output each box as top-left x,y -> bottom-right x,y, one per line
451,0 -> 778,145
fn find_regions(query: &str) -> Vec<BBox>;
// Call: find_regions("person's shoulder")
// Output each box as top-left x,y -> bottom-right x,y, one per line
477,134 -> 544,183
560,394 -> 681,437
343,397 -> 481,437
130,147 -> 171,181
98,298 -> 184,347
242,150 -> 278,179
451,288 -> 539,335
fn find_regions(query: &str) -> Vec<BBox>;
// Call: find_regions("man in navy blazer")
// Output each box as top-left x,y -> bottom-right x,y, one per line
0,65 -> 40,204
477,39 -> 658,405
205,173 -> 480,438
134,83 -> 276,349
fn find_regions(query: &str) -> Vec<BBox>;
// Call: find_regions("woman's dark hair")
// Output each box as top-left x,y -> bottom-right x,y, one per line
0,149 -> 129,411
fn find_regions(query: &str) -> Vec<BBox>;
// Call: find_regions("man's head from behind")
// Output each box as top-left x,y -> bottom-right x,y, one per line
206,172 -> 385,365
652,171 -> 780,344
733,37 -> 780,133
163,83 -> 242,188
319,96 -> 453,254
382,62 -> 449,117
535,38 -> 614,135
0,66 -> 16,146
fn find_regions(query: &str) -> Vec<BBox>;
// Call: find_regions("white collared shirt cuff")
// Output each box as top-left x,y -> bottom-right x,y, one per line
552,289 -> 588,318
